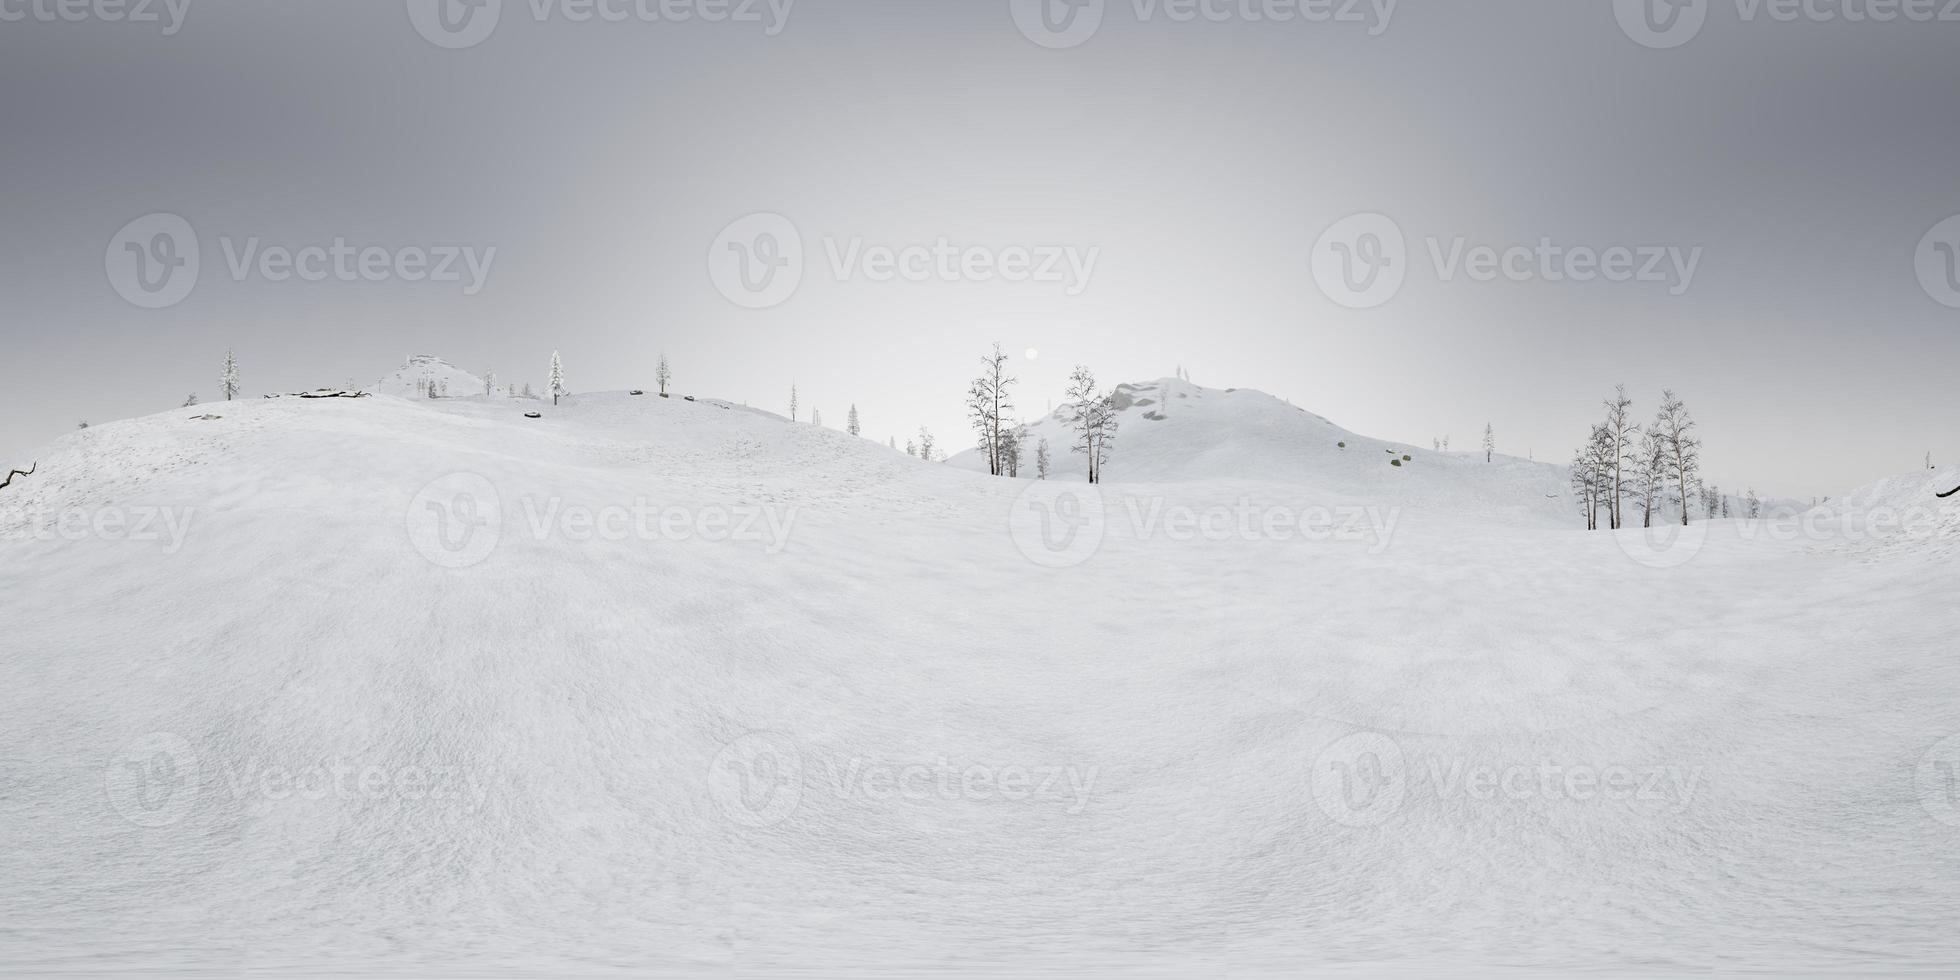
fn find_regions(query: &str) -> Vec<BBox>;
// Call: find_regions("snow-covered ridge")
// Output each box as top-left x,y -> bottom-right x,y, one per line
951,377 -> 1578,526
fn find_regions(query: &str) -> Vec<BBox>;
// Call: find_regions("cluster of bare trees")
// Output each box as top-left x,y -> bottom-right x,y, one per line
1570,385 -> 1703,529
957,344 -> 1115,482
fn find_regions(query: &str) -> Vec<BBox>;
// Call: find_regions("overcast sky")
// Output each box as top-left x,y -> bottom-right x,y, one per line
3,0 -> 1957,498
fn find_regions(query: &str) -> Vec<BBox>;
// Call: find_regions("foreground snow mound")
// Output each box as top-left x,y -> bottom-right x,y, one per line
3,391 -> 1959,975
951,378 -> 1576,526
1801,466 -> 1960,561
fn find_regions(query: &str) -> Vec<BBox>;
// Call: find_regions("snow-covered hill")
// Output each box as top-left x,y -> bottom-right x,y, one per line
3,385 -> 1958,975
952,378 -> 1577,526
373,354 -> 493,399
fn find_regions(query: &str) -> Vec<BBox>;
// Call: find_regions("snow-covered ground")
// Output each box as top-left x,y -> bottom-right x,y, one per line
2,384 -> 1957,975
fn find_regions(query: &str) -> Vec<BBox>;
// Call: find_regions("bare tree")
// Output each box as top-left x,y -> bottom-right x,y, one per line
1637,428 -> 1667,527
1483,423 -> 1494,463
1602,384 -> 1637,529
1746,488 -> 1761,518
1066,365 -> 1117,484
789,384 -> 798,422
916,427 -> 935,462
966,343 -> 1018,476
812,408 -> 823,428
1653,389 -> 1702,526
1036,437 -> 1052,480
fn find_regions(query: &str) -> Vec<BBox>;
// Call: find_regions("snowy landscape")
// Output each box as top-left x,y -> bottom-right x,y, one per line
6,2 -> 1960,976
2,350 -> 1958,975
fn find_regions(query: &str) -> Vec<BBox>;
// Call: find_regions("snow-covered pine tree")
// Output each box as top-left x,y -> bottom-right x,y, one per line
1483,423 -> 1494,463
220,349 -> 240,401
904,438 -> 916,457
1746,488 -> 1761,518
847,405 -> 860,437
812,408 -> 823,428
1036,437 -> 1051,480
182,394 -> 199,407
1653,389 -> 1702,526
916,427 -> 935,461
548,351 -> 565,405
657,354 -> 671,396
484,369 -> 497,397
789,384 -> 798,422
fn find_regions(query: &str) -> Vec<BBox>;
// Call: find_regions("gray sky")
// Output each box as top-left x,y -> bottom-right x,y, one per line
3,0 -> 1957,498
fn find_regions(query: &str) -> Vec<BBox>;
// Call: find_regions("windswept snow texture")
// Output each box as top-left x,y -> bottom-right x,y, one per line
2,389 -> 1958,975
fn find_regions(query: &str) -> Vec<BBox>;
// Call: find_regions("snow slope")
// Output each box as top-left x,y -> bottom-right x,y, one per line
951,378 -> 1579,527
2,389 -> 1958,975
373,354 -> 492,399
